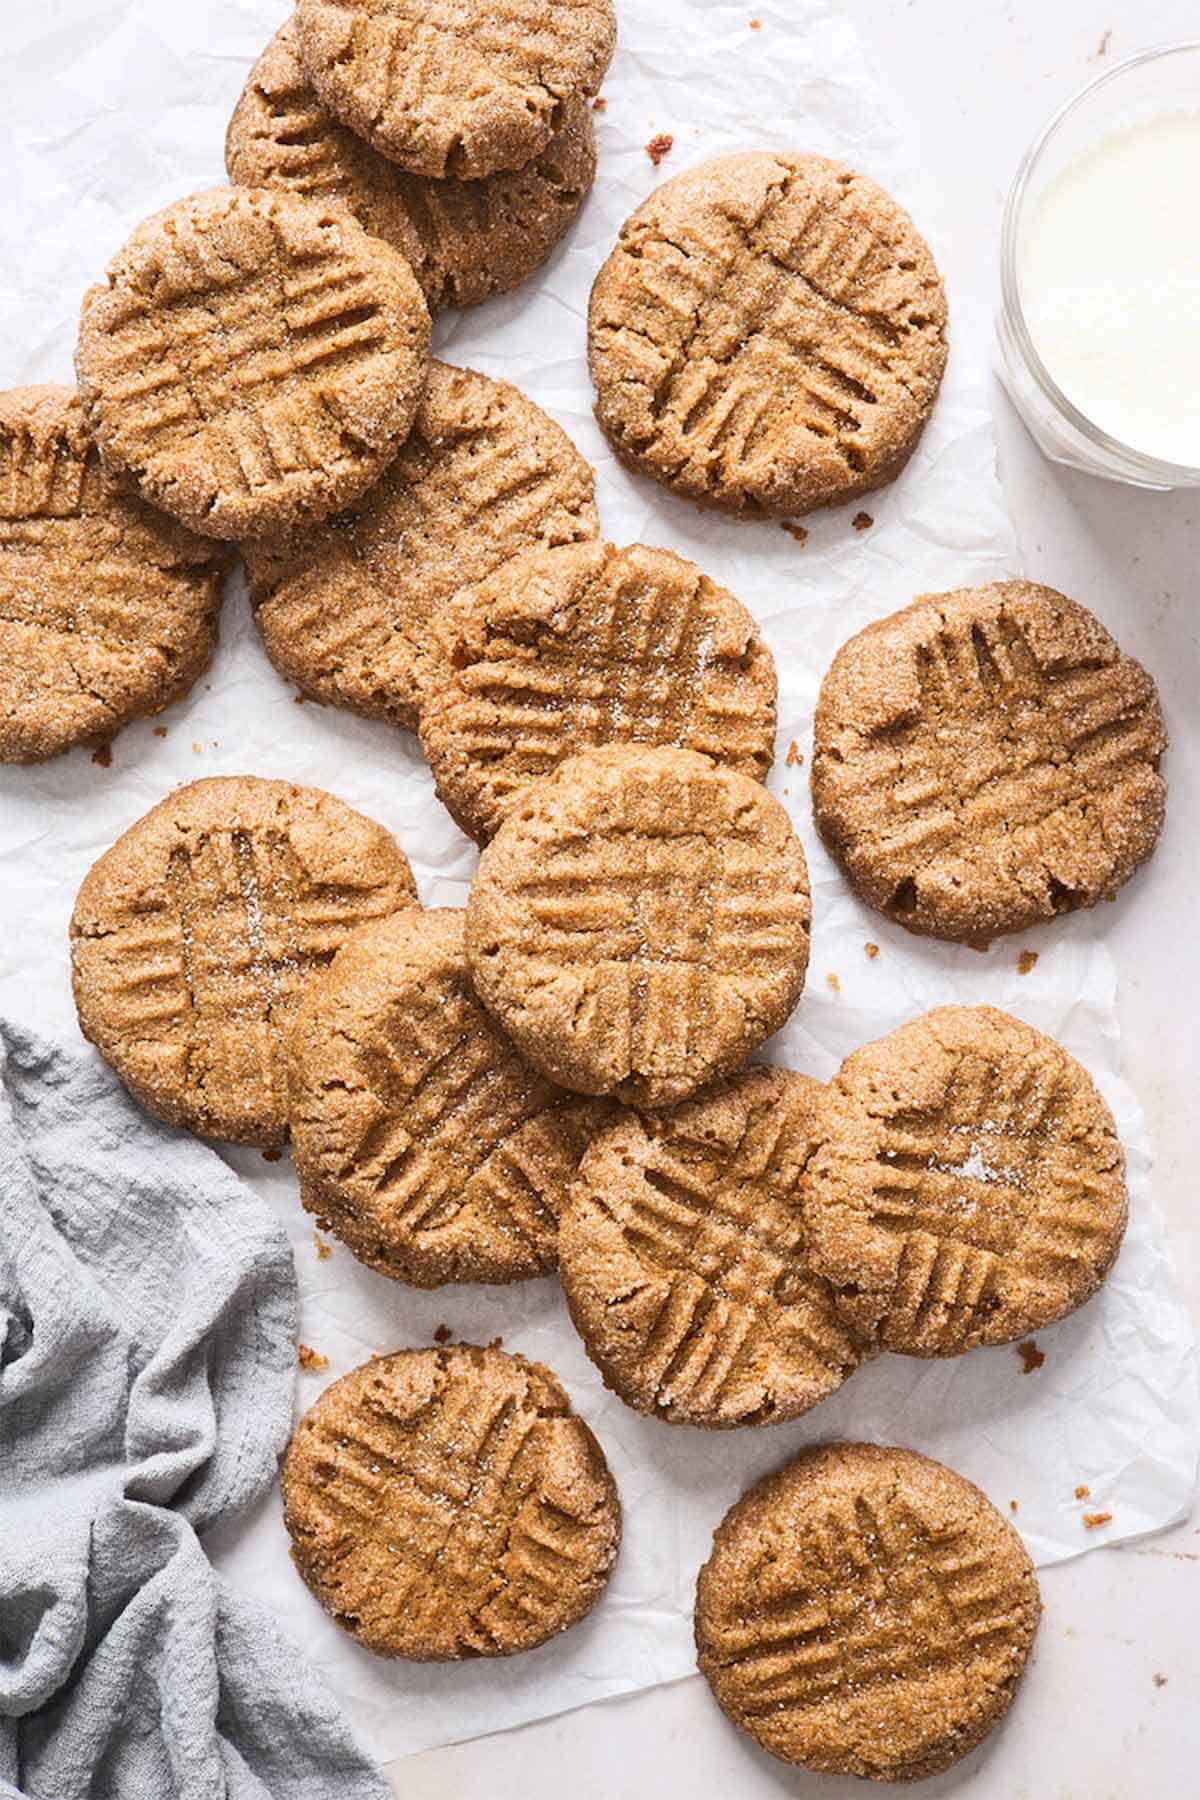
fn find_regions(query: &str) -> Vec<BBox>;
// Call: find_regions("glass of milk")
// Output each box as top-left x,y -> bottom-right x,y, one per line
997,42 -> 1200,488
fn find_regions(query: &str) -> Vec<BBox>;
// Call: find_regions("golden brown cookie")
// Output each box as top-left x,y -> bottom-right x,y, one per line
0,386 -> 228,762
226,21 -> 597,316
294,0 -> 616,181
465,745 -> 812,1107
559,1070 -> 866,1427
419,540 -> 778,844
288,908 -> 609,1286
75,187 -> 432,540
243,360 -> 598,731
70,776 -> 417,1147
695,1441 -> 1041,1781
588,151 -> 947,517
805,1006 -> 1127,1355
811,581 -> 1168,942
282,1343 -> 621,1659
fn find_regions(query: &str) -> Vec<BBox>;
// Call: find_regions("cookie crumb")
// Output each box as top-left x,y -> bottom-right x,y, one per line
91,744 -> 113,768
1074,1484 -> 1090,1500
646,133 -> 674,166
826,972 -> 841,994
1083,1510 -> 1113,1530
1097,28 -> 1112,57
433,1324 -> 453,1345
293,691 -> 307,705
785,739 -> 803,766
749,17 -> 761,27
864,942 -> 880,960
488,1334 -> 505,1350
298,1344 -> 328,1371
1009,1499 -> 1018,1513
313,1231 -> 332,1261
852,510 -> 874,532
593,95 -> 607,111
1017,1339 -> 1045,1374
152,726 -> 168,738
780,521 -> 809,545
1017,949 -> 1039,975
262,1148 -> 282,1163
1153,1672 -> 1168,1688
192,741 -> 202,754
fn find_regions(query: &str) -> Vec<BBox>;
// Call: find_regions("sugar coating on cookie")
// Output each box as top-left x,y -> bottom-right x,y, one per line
288,908 -> 610,1286
695,1442 -> 1041,1781
559,1069 -> 865,1427
295,0 -> 616,180
0,386 -> 227,762
244,360 -> 598,730
589,150 -> 947,517
465,745 -> 812,1108
226,21 -> 597,316
75,187 -> 431,540
282,1344 -> 621,1659
805,1005 -> 1127,1355
70,776 -> 417,1147
811,581 -> 1168,942
420,539 -> 778,843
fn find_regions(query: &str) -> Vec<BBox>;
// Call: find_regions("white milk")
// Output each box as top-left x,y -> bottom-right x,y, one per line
1020,111 -> 1200,468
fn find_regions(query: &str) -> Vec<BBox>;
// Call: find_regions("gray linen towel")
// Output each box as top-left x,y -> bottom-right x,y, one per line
0,1020 -> 390,1800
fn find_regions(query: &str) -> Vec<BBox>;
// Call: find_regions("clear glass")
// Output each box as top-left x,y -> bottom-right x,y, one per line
997,41 -> 1200,490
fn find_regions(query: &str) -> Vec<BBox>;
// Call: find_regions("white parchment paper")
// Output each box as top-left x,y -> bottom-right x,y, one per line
0,0 -> 1196,1765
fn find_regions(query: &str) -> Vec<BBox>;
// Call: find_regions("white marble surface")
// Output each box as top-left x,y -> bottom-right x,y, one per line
390,1 -> 1200,1793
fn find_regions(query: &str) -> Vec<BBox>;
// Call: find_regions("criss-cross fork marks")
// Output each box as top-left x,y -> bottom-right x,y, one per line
337,983 -> 576,1246
851,611 -> 1164,878
97,216 -> 392,503
594,163 -> 942,494
0,517 -> 208,649
713,1493 -> 1031,1718
295,1364 -> 606,1649
98,829 -> 399,1113
442,567 -> 772,797
594,1100 -> 851,1415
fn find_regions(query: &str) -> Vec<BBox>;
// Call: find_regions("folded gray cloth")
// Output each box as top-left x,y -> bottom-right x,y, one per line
0,1021 -> 390,1800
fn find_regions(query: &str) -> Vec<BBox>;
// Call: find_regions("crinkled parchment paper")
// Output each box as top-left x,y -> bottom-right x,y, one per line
0,0 -> 1195,1764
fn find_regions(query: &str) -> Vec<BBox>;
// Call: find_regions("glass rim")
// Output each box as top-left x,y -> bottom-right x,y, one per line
1000,39 -> 1200,484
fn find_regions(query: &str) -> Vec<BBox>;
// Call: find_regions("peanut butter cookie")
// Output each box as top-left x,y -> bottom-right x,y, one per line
805,1006 -> 1127,1355
420,539 -> 778,843
288,908 -> 609,1286
294,0 -> 616,180
465,745 -> 812,1107
226,21 -> 597,315
811,581 -> 1168,942
0,386 -> 228,762
283,1343 -> 621,1659
75,187 -> 431,539
244,360 -> 597,731
559,1069 -> 865,1427
588,151 -> 947,517
70,776 -> 417,1147
695,1442 -> 1041,1781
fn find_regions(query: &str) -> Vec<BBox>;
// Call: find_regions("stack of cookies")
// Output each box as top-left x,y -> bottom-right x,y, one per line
3,0 -> 1175,1783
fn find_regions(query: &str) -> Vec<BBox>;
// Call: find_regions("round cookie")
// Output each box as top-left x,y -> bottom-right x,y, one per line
70,776 -> 417,1147
75,186 -> 432,540
294,0 -> 616,181
0,386 -> 228,762
226,20 -> 597,316
588,151 -> 947,517
282,1343 -> 621,1659
805,1005 -> 1127,1356
811,581 -> 1168,942
420,540 -> 778,844
244,360 -> 597,730
559,1069 -> 866,1427
465,745 -> 812,1108
288,908 -> 610,1286
695,1442 -> 1041,1781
